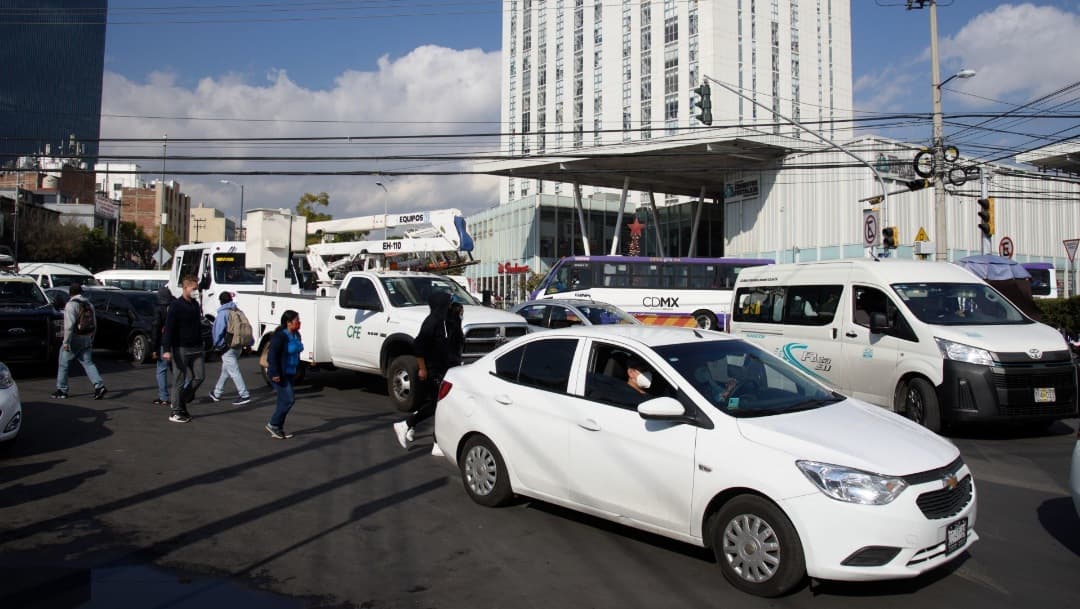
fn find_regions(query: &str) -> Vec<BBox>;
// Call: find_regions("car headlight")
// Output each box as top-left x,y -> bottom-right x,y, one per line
796,461 -> 908,505
934,337 -> 993,366
0,363 -> 13,390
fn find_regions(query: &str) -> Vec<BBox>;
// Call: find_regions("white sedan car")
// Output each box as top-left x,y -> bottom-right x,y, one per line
0,362 -> 22,445
434,326 -> 977,597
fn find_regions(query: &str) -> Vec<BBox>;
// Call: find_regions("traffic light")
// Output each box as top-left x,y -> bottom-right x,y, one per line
905,179 -> 930,191
882,226 -> 898,249
692,82 -> 712,126
977,197 -> 995,238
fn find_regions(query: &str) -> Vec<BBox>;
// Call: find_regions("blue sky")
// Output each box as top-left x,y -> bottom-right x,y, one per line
97,1 -> 1080,219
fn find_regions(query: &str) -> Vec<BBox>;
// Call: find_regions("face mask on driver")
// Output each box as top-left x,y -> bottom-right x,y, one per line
635,370 -> 653,390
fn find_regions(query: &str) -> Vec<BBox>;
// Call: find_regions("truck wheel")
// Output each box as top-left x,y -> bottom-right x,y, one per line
387,355 -> 419,412
130,334 -> 150,365
902,377 -> 942,433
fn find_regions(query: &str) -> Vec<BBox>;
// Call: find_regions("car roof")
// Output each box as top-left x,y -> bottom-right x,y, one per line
736,259 -> 981,285
0,273 -> 37,284
17,262 -> 94,275
515,298 -> 617,309
529,324 -> 737,347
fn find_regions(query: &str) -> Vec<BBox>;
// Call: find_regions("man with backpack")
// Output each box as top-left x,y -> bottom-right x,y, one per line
209,291 -> 252,405
52,283 -> 107,400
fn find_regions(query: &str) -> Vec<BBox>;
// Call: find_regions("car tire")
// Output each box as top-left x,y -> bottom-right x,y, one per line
693,309 -> 719,331
709,495 -> 806,598
130,333 -> 150,365
387,355 -> 419,412
459,435 -> 513,507
901,377 -> 942,433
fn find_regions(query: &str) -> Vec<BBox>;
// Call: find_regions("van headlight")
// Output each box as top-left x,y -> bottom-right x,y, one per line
0,363 -> 13,390
796,461 -> 908,505
934,337 -> 993,366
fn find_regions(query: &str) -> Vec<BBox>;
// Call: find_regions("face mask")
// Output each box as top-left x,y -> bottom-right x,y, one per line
635,370 -> 652,390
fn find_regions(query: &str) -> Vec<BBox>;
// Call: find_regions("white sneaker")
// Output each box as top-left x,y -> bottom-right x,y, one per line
405,427 -> 415,442
393,421 -> 410,449
431,442 -> 445,457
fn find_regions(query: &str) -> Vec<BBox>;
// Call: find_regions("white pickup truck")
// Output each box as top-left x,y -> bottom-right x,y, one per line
250,270 -> 529,412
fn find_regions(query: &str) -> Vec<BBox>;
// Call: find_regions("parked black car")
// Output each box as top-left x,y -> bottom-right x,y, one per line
47,287 -> 213,364
0,273 -> 63,370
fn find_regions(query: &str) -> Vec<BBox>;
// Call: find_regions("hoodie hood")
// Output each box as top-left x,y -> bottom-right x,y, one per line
428,291 -> 452,320
156,286 -> 174,305
217,301 -> 238,313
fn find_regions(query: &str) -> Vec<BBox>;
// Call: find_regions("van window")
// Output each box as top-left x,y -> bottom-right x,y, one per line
853,285 -> 917,341
176,249 -> 203,285
784,285 -> 843,326
733,286 -> 786,323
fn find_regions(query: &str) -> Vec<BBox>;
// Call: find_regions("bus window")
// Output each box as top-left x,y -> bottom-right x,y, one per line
213,253 -> 264,285
176,249 -> 203,285
688,264 -> 717,289
602,263 -> 630,287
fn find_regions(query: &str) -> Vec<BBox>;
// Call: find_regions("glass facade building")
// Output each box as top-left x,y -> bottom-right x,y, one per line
0,0 -> 108,165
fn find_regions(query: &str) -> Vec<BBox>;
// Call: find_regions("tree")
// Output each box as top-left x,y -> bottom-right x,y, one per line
297,192 -> 332,223
78,228 -> 114,272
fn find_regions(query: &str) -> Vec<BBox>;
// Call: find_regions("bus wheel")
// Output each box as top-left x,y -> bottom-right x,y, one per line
693,310 -> 719,331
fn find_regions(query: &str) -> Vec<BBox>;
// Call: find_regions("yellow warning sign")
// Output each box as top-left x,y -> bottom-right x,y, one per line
915,227 -> 930,242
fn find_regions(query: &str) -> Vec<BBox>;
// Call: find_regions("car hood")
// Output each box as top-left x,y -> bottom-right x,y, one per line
736,399 -> 959,476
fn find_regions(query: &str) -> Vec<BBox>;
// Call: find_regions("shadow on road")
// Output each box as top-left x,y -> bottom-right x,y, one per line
947,418 -> 1077,441
1037,496 -> 1080,557
4,401 -> 114,459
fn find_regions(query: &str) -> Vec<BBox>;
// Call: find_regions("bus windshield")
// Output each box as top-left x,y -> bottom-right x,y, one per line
212,254 -> 264,285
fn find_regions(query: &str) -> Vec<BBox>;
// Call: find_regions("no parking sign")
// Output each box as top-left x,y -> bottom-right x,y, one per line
998,236 -> 1014,258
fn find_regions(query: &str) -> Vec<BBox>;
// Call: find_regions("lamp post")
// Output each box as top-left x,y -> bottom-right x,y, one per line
927,0 -> 975,261
220,179 -> 245,239
375,181 -> 389,240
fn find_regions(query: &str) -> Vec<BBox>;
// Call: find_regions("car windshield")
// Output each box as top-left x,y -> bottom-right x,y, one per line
892,282 -> 1029,325
654,340 -> 842,418
126,293 -> 157,318
575,303 -> 640,325
212,254 -> 264,285
380,276 -> 480,307
51,274 -> 95,287
0,281 -> 48,307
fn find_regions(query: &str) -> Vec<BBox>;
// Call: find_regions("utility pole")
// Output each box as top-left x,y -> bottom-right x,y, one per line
193,217 -> 206,243
928,0 -> 947,261
158,133 -> 167,270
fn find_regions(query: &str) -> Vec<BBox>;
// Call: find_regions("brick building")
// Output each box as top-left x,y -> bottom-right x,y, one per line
120,180 -> 191,245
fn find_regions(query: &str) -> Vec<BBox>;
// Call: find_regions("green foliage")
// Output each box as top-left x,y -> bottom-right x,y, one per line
78,228 -> 114,271
296,192 -> 331,223
1034,296 -> 1080,335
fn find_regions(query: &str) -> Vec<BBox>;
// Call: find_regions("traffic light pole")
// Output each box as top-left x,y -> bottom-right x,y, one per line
929,0 -> 949,262
979,168 -> 991,255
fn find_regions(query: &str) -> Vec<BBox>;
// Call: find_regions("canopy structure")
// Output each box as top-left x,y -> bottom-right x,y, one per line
956,254 -> 1032,281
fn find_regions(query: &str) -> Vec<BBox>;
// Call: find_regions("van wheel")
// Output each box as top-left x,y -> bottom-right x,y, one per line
693,310 -> 719,331
387,355 -> 419,412
708,495 -> 806,597
901,377 -> 942,433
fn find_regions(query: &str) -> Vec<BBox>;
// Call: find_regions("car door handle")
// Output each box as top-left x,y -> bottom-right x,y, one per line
845,331 -> 858,338
334,315 -> 346,320
578,418 -> 601,431
494,394 -> 513,405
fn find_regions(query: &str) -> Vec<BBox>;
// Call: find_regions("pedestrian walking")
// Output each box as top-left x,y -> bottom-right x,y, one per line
448,299 -> 465,368
209,291 -> 253,405
151,285 -> 174,406
394,290 -> 453,453
51,283 -> 107,400
265,309 -> 303,439
162,275 -> 206,423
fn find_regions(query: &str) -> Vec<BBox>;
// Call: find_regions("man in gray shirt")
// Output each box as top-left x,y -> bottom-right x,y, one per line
52,283 -> 107,399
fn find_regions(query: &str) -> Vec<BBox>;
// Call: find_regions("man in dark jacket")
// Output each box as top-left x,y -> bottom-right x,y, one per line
151,285 -> 174,406
394,290 -> 453,452
162,275 -> 205,423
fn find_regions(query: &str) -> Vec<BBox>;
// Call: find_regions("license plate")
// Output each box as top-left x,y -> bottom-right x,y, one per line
946,518 -> 968,555
1034,387 -> 1056,403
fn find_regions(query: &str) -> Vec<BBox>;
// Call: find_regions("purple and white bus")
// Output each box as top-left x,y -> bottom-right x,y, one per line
1022,262 -> 1058,299
531,255 -> 773,330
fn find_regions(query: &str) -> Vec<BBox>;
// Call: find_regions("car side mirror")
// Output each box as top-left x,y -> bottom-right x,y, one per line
870,312 -> 890,334
637,397 -> 686,421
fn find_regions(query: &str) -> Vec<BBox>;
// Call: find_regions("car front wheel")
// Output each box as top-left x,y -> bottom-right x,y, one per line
130,333 -> 150,364
459,435 -> 513,507
710,495 -> 805,597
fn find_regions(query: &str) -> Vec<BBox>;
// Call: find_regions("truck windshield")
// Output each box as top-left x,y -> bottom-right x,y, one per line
0,281 -> 48,307
892,282 -> 1030,325
212,254 -> 264,285
379,276 -> 480,307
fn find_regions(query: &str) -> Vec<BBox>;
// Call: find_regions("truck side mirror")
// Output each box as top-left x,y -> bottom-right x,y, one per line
199,275 -> 211,290
869,312 -> 890,334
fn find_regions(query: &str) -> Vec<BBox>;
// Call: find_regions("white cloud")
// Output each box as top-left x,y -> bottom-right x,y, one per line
100,45 -> 503,223
941,3 -> 1080,103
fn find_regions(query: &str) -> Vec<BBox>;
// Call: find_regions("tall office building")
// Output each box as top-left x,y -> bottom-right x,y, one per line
500,0 -> 853,203
0,0 -> 108,165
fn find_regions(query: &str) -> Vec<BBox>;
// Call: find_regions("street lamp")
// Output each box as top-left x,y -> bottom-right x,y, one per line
375,181 -> 389,240
928,0 -> 976,261
220,179 -> 245,240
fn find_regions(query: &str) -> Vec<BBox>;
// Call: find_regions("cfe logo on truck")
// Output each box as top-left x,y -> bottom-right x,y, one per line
346,325 -> 364,338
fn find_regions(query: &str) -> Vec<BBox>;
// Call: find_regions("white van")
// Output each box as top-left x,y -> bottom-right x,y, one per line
18,262 -> 96,289
731,259 -> 1078,432
95,269 -> 170,291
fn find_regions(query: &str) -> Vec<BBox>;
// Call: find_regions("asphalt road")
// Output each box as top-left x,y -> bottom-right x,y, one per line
2,354 -> 1078,609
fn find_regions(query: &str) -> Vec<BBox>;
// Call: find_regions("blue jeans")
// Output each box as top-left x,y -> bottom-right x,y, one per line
214,347 -> 249,398
156,347 -> 171,401
269,376 -> 295,428
57,335 -> 104,393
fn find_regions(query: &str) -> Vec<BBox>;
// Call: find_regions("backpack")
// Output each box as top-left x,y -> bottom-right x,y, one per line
225,307 -> 254,349
75,299 -> 96,335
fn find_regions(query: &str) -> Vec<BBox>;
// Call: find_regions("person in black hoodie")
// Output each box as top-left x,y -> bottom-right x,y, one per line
162,275 -> 205,423
394,290 -> 453,452
151,285 -> 174,406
